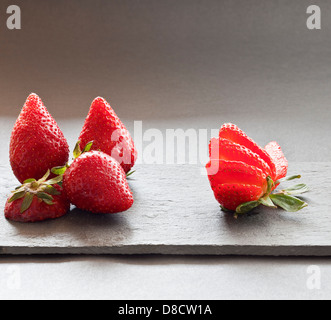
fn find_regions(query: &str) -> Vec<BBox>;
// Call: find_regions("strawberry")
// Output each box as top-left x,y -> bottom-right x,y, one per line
62,151 -> 134,214
78,97 -> 137,174
10,94 -> 70,184
4,171 -> 70,223
265,141 -> 288,182
209,138 -> 272,177
206,160 -> 268,211
207,124 -> 309,217
219,123 -> 277,180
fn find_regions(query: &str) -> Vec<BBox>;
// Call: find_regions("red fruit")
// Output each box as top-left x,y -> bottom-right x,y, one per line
63,151 -> 134,214
10,94 -> 70,184
206,160 -> 268,211
207,160 -> 268,188
265,141 -> 288,182
206,123 -> 306,215
219,123 -> 276,180
78,97 -> 137,173
4,172 -> 70,223
209,138 -> 272,177
211,184 -> 266,212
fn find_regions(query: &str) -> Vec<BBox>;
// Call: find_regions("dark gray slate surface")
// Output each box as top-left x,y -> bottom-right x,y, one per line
0,162 -> 328,256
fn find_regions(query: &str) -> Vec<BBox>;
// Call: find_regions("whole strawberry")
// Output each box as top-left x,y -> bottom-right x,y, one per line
207,123 -> 309,217
10,94 -> 70,183
78,97 -> 137,174
5,171 -> 70,223
63,151 -> 134,214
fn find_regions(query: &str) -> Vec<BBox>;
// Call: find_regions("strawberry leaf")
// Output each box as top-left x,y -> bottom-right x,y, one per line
23,178 -> 36,184
259,195 -> 277,208
83,141 -> 94,153
220,205 -> 232,213
45,175 -> 63,185
282,184 -> 309,196
269,194 -> 308,212
73,141 -> 82,159
36,192 -> 54,202
266,176 -> 274,194
275,175 -> 301,185
38,170 -> 51,183
51,166 -> 67,176
126,170 -> 136,178
44,185 -> 61,196
42,198 -> 55,205
20,193 -> 34,213
236,201 -> 261,215
8,191 -> 26,203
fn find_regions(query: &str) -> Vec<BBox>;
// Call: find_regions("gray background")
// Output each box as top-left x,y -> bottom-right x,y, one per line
0,0 -> 331,162
0,0 -> 330,299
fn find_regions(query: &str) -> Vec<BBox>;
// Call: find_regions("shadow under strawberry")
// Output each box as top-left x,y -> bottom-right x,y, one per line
6,206 -> 133,245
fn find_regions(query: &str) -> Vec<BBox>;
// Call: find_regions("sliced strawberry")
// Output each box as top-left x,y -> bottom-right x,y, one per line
212,184 -> 266,212
209,138 -> 272,177
265,141 -> 288,182
219,123 -> 276,180
206,160 -> 268,190
206,123 -> 308,215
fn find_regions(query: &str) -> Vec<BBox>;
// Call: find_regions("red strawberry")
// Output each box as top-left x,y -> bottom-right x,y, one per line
207,124 -> 308,216
209,138 -> 272,177
265,141 -> 288,182
78,97 -> 137,174
4,171 -> 70,223
206,160 -> 268,211
63,151 -> 134,214
211,184 -> 267,212
219,123 -> 277,180
10,94 -> 70,184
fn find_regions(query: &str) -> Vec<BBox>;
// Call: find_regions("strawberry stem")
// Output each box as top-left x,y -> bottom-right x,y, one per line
126,170 -> 136,178
8,170 -> 64,213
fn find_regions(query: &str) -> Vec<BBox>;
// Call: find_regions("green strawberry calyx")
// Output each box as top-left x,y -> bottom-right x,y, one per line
51,140 -> 94,176
8,170 -> 63,214
51,141 -> 136,178
230,175 -> 309,218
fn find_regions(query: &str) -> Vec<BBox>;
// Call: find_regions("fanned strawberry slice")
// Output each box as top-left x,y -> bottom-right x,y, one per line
209,138 -> 272,177
212,184 -> 266,212
219,123 -> 276,180
206,160 -> 268,188
206,123 -> 308,216
265,141 -> 288,182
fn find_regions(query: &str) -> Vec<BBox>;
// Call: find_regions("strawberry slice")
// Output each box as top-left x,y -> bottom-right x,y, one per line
265,141 -> 288,182
207,159 -> 268,188
211,184 -> 266,212
206,160 -> 268,212
219,123 -> 276,180
209,138 -> 272,177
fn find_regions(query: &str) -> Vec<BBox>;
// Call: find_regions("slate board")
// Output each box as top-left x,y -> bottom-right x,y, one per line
0,162 -> 329,256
